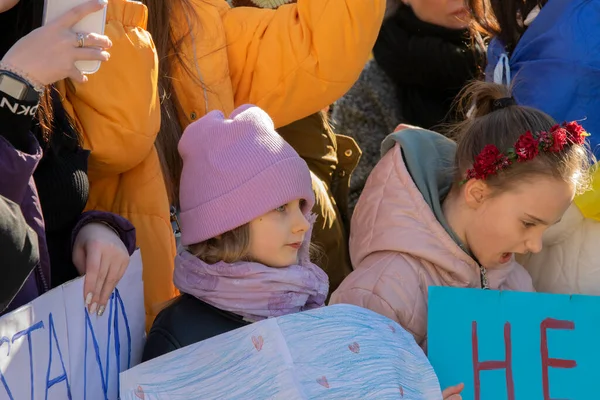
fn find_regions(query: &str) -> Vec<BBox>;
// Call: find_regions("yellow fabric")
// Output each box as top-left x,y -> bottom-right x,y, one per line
170,0 -> 385,129
57,0 -> 177,331
574,162 -> 600,221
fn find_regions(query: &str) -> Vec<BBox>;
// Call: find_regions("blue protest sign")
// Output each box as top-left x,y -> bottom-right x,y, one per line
428,287 -> 600,400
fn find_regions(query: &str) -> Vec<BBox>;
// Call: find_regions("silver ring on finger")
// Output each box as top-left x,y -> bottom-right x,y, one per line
76,32 -> 85,48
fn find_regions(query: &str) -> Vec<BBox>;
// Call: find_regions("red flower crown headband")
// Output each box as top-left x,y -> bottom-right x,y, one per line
462,121 -> 590,184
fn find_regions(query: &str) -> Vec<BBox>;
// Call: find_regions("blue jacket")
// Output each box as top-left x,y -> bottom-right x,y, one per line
486,0 -> 600,158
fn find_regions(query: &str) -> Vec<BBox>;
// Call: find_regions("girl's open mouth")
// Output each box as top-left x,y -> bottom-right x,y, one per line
500,252 -> 513,264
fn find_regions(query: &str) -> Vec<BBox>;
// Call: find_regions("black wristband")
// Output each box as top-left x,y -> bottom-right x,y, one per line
0,91 -> 39,153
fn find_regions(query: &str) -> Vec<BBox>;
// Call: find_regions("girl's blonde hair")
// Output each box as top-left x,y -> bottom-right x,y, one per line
188,224 -> 251,264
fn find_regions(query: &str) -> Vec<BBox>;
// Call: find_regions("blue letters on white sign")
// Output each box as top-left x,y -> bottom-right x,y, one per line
0,250 -> 145,400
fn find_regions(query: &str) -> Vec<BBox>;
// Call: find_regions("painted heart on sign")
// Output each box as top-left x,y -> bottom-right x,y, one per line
317,376 -> 330,388
134,386 -> 145,399
252,335 -> 264,351
348,342 -> 360,353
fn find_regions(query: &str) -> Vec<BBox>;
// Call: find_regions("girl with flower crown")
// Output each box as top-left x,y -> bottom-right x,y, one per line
330,81 -> 593,354
466,0 -> 600,298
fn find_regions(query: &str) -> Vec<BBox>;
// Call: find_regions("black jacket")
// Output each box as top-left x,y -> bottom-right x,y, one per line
373,5 -> 484,129
142,293 -> 250,362
0,195 -> 39,313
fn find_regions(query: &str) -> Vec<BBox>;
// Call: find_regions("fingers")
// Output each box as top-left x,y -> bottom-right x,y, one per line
50,3 -> 111,84
82,243 -> 102,315
73,245 -> 92,307
91,251 -> 110,315
56,0 -> 107,29
442,383 -> 464,399
68,66 -> 87,83
67,49 -> 109,82
97,258 -> 128,315
73,223 -> 130,317
75,48 -> 110,62
73,33 -> 112,50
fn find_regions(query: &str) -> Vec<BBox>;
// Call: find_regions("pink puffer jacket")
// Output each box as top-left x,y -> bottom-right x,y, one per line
330,143 -> 534,351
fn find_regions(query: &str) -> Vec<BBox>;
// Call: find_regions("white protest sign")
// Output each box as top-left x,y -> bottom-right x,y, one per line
0,250 -> 145,400
120,304 -> 442,399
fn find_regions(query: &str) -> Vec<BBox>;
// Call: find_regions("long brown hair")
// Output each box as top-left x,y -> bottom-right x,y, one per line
142,0 -> 199,205
466,0 -> 548,53
451,81 -> 593,194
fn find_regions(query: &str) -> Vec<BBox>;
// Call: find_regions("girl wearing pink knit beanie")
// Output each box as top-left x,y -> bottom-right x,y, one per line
142,105 -> 329,361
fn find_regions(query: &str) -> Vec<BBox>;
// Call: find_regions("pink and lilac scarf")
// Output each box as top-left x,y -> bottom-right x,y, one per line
173,230 -> 329,322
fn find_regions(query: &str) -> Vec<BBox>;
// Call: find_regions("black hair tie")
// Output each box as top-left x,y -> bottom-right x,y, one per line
492,97 -> 517,111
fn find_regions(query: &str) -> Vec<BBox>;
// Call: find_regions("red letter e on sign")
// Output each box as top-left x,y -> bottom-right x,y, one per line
541,318 -> 577,400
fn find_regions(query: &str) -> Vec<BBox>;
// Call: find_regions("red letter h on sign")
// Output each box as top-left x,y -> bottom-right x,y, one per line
472,321 -> 515,400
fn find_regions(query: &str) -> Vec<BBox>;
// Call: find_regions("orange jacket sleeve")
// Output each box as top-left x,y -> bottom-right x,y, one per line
221,0 -> 385,128
58,0 -> 160,181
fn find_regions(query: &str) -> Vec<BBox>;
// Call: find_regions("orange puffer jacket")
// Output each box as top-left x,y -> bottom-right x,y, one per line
58,0 -> 176,330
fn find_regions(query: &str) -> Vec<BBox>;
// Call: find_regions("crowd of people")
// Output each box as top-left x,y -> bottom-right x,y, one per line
1,0 -> 598,398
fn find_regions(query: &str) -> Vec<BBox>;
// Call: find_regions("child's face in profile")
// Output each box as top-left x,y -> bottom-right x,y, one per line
465,176 -> 575,269
248,199 -> 310,268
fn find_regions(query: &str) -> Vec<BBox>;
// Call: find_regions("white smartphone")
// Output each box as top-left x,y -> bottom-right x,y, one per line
43,0 -> 108,74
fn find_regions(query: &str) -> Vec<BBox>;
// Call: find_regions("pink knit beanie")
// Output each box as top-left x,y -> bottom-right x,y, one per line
178,105 -> 315,246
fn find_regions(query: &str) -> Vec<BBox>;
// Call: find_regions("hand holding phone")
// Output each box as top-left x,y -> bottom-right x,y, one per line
1,0 -> 111,85
43,0 -> 109,74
